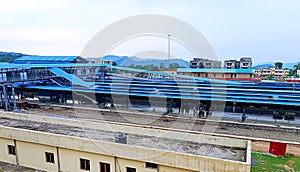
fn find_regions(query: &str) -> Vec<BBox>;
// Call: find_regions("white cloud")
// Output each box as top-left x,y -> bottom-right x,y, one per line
0,0 -> 300,63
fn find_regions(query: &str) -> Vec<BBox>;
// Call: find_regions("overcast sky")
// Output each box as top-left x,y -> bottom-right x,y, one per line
0,0 -> 300,65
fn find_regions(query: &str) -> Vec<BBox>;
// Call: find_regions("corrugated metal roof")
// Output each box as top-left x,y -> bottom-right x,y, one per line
24,85 -> 300,106
14,56 -> 78,62
0,62 -> 107,69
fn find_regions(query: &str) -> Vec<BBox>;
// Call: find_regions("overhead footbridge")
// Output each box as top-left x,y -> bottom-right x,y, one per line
48,67 -> 94,88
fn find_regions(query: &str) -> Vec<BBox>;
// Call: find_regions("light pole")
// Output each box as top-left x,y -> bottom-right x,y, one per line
168,34 -> 171,60
293,75 -> 295,91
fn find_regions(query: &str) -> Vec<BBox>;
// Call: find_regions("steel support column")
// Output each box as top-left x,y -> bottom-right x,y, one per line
2,85 -> 9,111
11,85 -> 17,110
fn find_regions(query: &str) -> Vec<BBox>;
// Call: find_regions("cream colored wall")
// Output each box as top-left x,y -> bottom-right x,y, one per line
224,74 -> 232,78
17,141 -> 58,172
0,112 -> 251,172
116,157 -> 152,172
159,165 -> 196,172
59,148 -> 196,172
59,148 -> 115,172
0,125 -> 251,172
59,149 -> 193,172
115,156 -> 196,172
237,74 -> 250,78
0,137 -> 16,164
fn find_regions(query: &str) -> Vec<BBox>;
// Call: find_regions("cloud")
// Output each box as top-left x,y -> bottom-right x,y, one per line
0,0 -> 300,63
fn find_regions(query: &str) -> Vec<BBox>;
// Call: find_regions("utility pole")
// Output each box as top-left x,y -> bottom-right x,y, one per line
168,34 -> 171,60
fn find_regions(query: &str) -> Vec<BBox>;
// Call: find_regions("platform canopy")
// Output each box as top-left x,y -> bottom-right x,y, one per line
13,56 -> 88,64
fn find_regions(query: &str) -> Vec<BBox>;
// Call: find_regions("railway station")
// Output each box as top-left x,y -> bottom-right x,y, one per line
0,56 -> 299,117
0,55 -> 300,172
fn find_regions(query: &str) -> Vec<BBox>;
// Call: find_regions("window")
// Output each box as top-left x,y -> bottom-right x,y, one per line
100,162 -> 110,172
7,145 -> 16,155
126,167 -> 136,172
146,162 -> 158,169
80,158 -> 90,171
45,152 -> 55,163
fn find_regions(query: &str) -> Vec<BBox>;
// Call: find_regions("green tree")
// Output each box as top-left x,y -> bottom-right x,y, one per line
292,63 -> 300,76
143,65 -> 152,70
168,63 -> 180,70
266,74 -> 275,80
128,64 -> 135,68
150,64 -> 156,70
274,62 -> 283,69
135,65 -> 143,69
159,63 -> 166,70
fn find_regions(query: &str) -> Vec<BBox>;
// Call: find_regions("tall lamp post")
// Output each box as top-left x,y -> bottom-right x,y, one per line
168,34 -> 171,60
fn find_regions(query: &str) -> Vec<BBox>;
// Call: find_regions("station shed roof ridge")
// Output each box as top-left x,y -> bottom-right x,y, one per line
13,55 -> 87,64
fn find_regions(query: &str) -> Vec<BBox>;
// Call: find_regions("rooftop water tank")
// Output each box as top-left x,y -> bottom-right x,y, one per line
115,133 -> 127,144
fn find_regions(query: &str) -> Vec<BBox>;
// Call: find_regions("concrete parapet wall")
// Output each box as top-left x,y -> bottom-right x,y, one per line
0,111 -> 251,172
0,111 -> 248,148
0,125 -> 251,172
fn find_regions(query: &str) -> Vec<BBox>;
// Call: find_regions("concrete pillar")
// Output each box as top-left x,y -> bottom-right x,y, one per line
125,97 -> 128,110
233,102 -> 236,113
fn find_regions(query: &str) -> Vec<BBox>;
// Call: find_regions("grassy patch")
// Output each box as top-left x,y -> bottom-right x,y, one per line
251,152 -> 300,172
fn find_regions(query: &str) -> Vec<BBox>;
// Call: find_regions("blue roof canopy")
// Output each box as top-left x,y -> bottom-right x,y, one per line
13,56 -> 87,64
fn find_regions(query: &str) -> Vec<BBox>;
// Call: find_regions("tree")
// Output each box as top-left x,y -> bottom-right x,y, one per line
286,70 -> 298,78
266,74 -> 275,80
168,63 -> 180,70
128,64 -> 135,68
292,63 -> 300,76
143,64 -> 152,70
135,65 -> 143,69
274,62 -> 283,69
159,63 -> 166,70
112,61 -> 117,66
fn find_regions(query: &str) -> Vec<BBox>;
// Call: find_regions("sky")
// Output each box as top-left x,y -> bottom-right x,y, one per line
0,0 -> 300,65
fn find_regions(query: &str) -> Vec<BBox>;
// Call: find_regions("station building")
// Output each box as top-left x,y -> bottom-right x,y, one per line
224,57 -> 252,69
176,68 -> 259,81
255,67 -> 290,80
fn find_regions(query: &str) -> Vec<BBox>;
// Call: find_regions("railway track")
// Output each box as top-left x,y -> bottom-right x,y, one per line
24,102 -> 300,142
3,106 -> 300,156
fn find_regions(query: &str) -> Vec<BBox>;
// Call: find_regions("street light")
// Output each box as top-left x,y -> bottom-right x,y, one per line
168,34 -> 171,60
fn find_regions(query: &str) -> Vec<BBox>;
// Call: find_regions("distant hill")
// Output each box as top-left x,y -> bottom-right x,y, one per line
96,55 -> 190,68
253,63 -> 274,69
3,51 -> 299,70
0,51 -> 29,62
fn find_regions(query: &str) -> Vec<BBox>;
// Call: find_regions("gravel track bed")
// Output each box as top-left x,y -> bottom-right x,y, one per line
27,107 -> 300,143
